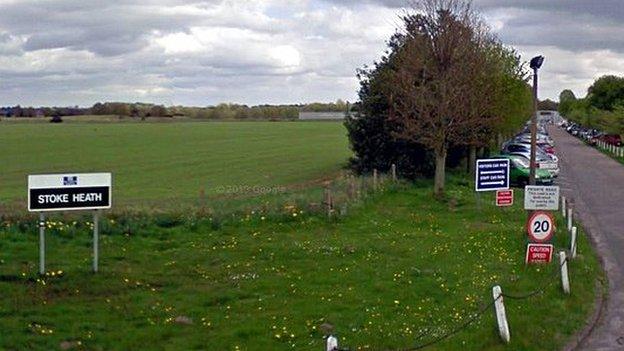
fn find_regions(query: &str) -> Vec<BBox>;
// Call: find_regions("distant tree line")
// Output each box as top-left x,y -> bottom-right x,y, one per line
0,100 -> 352,120
559,75 -> 624,135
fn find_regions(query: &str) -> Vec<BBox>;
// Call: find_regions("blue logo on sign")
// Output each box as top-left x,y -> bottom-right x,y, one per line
63,176 -> 78,185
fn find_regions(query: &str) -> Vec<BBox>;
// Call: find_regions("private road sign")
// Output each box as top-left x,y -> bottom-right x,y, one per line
524,185 -> 560,210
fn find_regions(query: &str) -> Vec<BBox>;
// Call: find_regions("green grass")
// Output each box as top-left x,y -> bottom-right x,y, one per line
0,179 -> 601,350
0,121 -> 350,209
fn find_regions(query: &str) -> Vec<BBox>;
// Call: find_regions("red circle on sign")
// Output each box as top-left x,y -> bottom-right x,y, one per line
527,211 -> 555,242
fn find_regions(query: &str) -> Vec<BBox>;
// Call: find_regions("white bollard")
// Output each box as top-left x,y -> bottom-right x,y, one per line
561,196 -> 566,217
326,335 -> 338,351
492,285 -> 510,343
560,251 -> 571,294
567,208 -> 573,232
570,226 -> 577,258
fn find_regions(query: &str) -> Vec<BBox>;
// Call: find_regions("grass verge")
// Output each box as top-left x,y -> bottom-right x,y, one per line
0,177 -> 601,350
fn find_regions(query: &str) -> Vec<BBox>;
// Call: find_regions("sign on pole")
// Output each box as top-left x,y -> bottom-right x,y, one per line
527,210 -> 555,242
27,173 -> 112,274
28,173 -> 112,211
524,185 -> 560,210
496,190 -> 514,207
525,243 -> 554,264
475,159 -> 510,192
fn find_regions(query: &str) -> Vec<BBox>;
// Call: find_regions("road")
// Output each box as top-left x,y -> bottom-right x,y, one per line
549,126 -> 624,350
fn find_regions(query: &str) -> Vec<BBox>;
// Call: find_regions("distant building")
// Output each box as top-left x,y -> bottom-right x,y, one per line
537,110 -> 561,124
298,111 -> 345,120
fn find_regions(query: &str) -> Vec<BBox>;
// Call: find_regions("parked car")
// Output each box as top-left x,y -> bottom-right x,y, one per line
491,154 -> 554,186
501,144 -> 560,177
502,143 -> 559,164
599,134 -> 622,146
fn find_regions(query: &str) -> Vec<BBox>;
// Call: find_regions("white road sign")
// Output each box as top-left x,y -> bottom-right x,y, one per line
28,173 -> 112,212
524,185 -> 560,210
527,211 -> 555,242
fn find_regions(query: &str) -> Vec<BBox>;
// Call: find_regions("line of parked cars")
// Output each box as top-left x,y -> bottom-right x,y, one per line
562,121 -> 622,146
492,123 -> 559,187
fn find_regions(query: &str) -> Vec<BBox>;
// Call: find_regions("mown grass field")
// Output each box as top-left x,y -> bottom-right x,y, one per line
0,178 -> 601,350
0,121 -> 350,209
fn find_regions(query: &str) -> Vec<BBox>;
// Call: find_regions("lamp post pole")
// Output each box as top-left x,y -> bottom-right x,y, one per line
529,55 -> 544,186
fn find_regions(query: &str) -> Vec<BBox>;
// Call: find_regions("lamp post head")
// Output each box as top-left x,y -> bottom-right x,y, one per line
530,55 -> 544,70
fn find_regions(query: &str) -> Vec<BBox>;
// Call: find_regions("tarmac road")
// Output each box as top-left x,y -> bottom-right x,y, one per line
549,126 -> 624,350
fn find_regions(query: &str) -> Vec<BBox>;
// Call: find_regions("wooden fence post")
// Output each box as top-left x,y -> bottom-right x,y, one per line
391,163 -> 397,182
373,169 -> 378,190
325,186 -> 333,218
492,285 -> 510,343
570,226 -> 577,258
560,251 -> 571,294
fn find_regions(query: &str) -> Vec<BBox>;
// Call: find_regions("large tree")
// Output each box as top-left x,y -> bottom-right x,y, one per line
558,89 -> 576,116
386,0 -> 502,196
588,75 -> 624,111
346,0 -> 531,196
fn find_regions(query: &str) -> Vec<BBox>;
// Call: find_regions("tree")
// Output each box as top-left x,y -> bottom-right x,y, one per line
346,0 -> 529,195
345,55 -> 435,178
385,0 -> 502,196
149,105 -> 167,117
588,75 -> 624,111
538,99 -> 558,111
558,89 -> 576,116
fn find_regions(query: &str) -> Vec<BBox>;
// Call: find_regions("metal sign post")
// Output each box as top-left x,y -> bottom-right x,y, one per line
93,210 -> 99,273
39,213 -> 46,275
28,173 -> 112,274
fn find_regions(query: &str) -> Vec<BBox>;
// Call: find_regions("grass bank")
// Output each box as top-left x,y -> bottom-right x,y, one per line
0,177 -> 601,350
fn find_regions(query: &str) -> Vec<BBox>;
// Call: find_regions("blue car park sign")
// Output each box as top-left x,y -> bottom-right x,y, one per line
475,159 -> 510,192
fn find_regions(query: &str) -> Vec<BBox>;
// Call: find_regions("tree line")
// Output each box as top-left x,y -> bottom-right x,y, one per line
559,75 -> 624,135
345,0 -> 533,196
0,100 -> 353,120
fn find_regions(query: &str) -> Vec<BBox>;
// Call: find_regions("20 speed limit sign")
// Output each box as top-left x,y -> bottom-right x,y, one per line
527,211 -> 555,242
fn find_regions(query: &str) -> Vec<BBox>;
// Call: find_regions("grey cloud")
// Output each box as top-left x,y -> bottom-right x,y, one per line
1,0 -> 623,106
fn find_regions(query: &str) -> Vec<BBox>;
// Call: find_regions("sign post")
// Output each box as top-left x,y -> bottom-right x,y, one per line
496,190 -> 514,207
39,212 -> 45,275
526,211 -> 555,243
524,186 -> 560,211
475,159 -> 510,192
93,210 -> 100,273
28,173 -> 111,274
525,243 -> 554,264
525,210 -> 555,264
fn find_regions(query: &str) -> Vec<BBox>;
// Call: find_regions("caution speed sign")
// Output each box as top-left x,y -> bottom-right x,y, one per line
527,211 -> 555,242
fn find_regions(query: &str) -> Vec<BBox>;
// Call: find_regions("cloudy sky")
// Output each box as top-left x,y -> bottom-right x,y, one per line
0,0 -> 622,107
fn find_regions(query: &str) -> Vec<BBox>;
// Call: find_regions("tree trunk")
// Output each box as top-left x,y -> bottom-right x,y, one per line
434,146 -> 447,198
468,146 -> 477,177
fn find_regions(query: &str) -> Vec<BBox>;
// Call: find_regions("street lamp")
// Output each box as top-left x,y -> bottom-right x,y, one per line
529,55 -> 544,185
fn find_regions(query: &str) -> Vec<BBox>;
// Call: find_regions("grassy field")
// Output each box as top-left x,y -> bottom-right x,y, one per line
0,178 -> 601,350
0,121 -> 350,210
